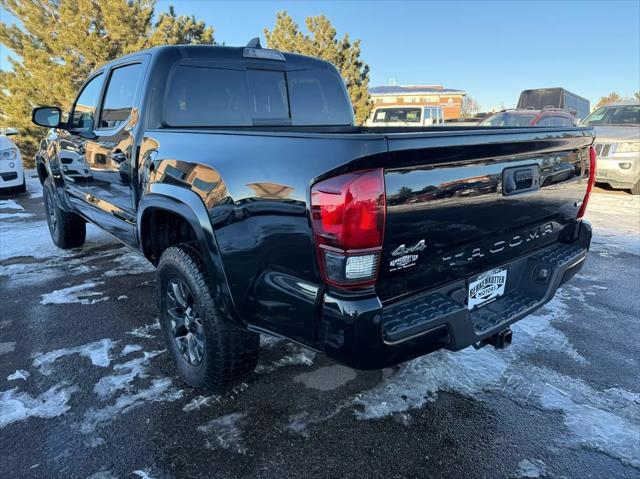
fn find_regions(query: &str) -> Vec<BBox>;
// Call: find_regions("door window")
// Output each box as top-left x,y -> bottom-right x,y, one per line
99,63 -> 143,129
70,73 -> 104,131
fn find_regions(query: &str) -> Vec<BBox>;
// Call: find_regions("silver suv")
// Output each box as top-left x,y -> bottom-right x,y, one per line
581,100 -> 640,194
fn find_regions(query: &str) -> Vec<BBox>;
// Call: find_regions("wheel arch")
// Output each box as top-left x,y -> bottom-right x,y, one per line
138,183 -> 244,327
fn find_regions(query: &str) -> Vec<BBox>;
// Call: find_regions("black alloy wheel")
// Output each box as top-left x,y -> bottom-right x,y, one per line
165,277 -> 205,366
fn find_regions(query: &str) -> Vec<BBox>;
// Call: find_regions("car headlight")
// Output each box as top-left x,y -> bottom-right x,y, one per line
616,142 -> 640,153
0,148 -> 17,160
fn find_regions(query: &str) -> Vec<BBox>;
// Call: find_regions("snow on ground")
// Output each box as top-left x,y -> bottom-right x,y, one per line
6,370 -> 30,381
32,338 -> 116,376
351,289 -> 640,467
0,383 -> 79,428
93,350 -> 164,400
0,199 -> 23,210
516,458 -> 547,478
197,412 -> 247,454
0,198 -> 32,220
40,280 -> 108,305
81,378 -> 183,435
586,193 -> 640,255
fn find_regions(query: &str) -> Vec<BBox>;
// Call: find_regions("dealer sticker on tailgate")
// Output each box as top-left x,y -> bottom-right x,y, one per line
468,268 -> 507,310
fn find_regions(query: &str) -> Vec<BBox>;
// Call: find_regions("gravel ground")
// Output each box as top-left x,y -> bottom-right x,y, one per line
1,175 -> 639,479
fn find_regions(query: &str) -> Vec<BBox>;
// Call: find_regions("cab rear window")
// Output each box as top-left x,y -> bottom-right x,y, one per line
164,65 -> 353,127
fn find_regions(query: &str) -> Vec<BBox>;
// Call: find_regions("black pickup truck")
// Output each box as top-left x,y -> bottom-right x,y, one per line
32,43 -> 596,391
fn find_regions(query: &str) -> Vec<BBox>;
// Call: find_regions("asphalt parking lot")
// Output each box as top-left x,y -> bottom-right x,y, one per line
1,174 -> 639,479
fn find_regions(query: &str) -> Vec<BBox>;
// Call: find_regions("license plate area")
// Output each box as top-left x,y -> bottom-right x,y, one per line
468,267 -> 508,310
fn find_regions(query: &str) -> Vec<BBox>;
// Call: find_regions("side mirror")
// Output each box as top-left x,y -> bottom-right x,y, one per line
32,106 -> 63,128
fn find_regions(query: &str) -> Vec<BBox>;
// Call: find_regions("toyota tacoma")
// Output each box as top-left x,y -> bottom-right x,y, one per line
31,42 -> 596,391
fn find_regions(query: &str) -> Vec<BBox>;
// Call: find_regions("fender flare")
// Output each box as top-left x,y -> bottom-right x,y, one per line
137,183 -> 244,327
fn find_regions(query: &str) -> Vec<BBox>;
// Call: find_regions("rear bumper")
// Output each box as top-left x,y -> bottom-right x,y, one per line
320,221 -> 592,369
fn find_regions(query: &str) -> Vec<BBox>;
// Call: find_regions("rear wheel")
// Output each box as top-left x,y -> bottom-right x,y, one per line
630,181 -> 640,195
43,177 -> 86,248
157,242 -> 259,391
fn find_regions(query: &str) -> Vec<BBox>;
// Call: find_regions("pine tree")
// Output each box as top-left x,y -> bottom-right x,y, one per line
264,11 -> 371,125
0,0 -> 214,163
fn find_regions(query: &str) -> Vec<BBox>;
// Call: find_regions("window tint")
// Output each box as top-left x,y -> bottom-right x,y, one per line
247,70 -> 289,122
99,63 -> 143,129
70,73 -> 103,130
164,65 -> 354,127
166,67 -> 249,126
287,69 -> 353,125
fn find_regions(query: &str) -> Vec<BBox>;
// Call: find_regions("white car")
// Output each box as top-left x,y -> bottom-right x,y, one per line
0,128 -> 26,193
581,101 -> 640,195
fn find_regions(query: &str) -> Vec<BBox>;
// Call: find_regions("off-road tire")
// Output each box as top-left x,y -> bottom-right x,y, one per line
156,242 -> 259,391
43,176 -> 86,249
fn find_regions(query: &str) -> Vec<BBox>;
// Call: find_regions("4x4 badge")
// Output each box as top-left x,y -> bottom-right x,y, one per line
391,239 -> 427,257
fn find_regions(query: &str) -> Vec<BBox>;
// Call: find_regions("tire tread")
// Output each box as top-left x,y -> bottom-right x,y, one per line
157,242 -> 259,391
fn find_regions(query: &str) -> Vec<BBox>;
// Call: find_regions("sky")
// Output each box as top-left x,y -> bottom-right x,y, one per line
2,0 -> 639,110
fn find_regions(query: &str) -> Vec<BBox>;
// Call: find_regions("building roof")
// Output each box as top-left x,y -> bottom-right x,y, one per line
369,85 -> 466,95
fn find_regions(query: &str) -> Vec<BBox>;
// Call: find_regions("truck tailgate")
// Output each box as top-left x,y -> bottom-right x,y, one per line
377,128 -> 594,303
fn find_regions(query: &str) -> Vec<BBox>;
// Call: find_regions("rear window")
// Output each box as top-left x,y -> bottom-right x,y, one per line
164,65 -> 353,127
518,89 -> 562,110
373,108 -> 421,123
480,112 -> 537,127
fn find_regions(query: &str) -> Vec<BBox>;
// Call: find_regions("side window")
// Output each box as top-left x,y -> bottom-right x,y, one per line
99,63 -> 143,129
70,73 -> 104,131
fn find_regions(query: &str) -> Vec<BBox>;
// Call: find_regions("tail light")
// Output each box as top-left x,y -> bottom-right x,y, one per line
311,168 -> 385,288
577,145 -> 597,218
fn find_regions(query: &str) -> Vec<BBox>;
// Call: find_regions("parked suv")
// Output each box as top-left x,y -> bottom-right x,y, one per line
479,108 -> 577,127
31,43 -> 595,392
0,128 -> 26,193
581,101 -> 640,194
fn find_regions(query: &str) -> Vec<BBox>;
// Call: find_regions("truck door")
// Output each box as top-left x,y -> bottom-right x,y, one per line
58,72 -> 106,222
82,59 -> 146,247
